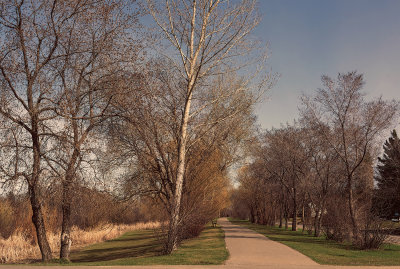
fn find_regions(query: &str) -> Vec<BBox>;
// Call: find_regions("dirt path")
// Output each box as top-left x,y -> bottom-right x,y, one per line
2,218 -> 400,269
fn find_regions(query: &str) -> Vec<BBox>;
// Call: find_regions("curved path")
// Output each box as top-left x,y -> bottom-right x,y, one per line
2,218 -> 399,269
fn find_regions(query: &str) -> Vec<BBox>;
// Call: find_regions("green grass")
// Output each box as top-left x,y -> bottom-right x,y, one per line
382,220 -> 400,229
38,224 -> 228,266
229,218 -> 400,266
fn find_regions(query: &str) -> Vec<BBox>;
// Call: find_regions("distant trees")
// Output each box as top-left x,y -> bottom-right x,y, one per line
264,126 -> 310,231
236,164 -> 271,225
232,71 -> 399,249
374,130 -> 400,218
232,125 -> 310,230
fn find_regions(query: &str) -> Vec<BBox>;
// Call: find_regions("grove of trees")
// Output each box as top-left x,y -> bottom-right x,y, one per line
0,0 -> 269,262
232,72 -> 399,249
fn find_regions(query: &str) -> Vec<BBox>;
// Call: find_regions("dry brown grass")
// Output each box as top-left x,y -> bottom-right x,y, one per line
0,221 -> 160,264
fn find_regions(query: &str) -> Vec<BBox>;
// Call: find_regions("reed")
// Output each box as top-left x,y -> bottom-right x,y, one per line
0,221 -> 160,264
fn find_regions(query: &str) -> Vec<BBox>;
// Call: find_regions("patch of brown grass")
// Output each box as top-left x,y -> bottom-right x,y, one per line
0,222 -> 160,264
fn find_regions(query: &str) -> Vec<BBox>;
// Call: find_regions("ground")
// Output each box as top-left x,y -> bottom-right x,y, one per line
2,218 -> 400,269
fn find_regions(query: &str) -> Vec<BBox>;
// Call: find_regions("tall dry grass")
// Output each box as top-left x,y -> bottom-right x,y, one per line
0,221 -> 160,264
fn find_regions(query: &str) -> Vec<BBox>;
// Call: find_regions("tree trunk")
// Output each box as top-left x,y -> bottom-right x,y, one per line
166,193 -> 181,253
29,184 -> 52,261
284,206 -> 289,230
250,205 -> 255,223
284,214 -> 288,230
314,209 -> 321,237
60,118 -> 83,260
347,178 -> 359,240
292,188 -> 297,231
279,205 -> 283,228
317,210 -> 323,237
301,203 -> 305,233
272,208 -> 276,226
60,174 -> 73,260
315,199 -> 326,237
30,132 -> 52,261
255,204 -> 260,224
165,91 -> 193,254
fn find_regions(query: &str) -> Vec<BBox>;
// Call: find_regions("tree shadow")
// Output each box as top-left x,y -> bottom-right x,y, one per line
70,230 -> 164,263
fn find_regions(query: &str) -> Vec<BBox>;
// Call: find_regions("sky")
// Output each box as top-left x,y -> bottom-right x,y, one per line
254,0 -> 400,130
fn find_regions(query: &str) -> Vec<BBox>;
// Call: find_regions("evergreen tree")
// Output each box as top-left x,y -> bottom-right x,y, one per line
375,130 -> 400,218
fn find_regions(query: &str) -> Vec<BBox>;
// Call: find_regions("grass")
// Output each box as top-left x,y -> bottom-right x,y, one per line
38,223 -> 228,266
229,218 -> 400,266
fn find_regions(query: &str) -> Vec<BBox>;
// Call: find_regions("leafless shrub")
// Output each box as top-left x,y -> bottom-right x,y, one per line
355,217 -> 389,249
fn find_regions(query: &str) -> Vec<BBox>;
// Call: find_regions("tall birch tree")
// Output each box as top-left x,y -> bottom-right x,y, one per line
146,0 -> 267,252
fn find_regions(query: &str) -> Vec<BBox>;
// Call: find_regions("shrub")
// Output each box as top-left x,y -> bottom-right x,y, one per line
354,217 -> 388,249
179,214 -> 206,240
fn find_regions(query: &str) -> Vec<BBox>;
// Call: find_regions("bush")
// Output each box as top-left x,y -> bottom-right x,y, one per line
179,214 -> 206,240
322,197 -> 351,242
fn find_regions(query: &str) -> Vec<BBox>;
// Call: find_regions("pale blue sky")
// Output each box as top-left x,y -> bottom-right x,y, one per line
255,0 -> 400,129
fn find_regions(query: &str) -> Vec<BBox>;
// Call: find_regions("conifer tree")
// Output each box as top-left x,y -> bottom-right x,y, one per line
375,130 -> 400,218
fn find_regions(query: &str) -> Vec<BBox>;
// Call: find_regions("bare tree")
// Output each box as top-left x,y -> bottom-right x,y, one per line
262,125 -> 310,231
301,126 -> 339,236
0,1 -> 75,260
300,71 -> 398,240
146,0 -> 268,252
0,0 -> 141,260
44,1 -> 140,260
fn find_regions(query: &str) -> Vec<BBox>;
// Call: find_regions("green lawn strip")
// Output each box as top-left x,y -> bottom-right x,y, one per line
228,218 -> 400,266
38,223 -> 228,266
